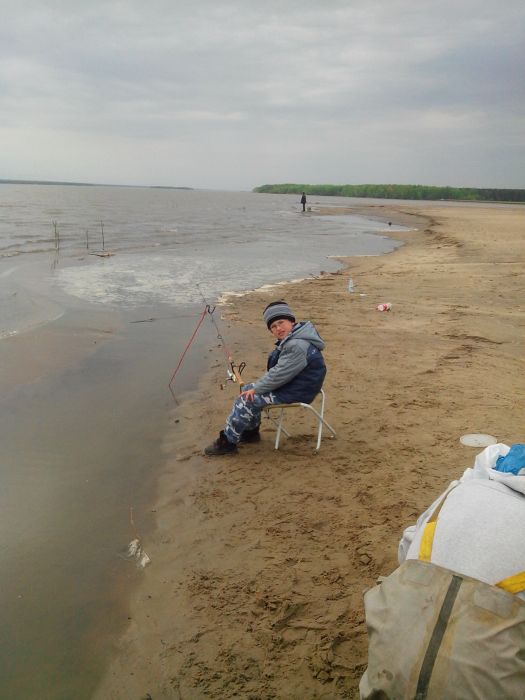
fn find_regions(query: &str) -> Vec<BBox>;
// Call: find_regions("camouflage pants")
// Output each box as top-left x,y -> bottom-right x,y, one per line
224,383 -> 280,444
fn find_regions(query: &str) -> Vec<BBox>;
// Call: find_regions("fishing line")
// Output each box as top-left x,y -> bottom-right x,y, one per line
196,285 -> 246,387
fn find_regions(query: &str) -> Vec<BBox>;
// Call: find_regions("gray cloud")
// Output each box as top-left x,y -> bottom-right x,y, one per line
1,0 -> 523,188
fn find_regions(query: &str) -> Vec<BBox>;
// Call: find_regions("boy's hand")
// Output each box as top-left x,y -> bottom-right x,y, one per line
241,388 -> 256,402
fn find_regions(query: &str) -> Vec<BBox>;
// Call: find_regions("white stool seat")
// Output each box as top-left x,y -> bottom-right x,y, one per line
264,388 -> 336,451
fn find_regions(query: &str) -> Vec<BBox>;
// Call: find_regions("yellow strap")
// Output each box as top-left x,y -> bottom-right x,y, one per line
419,521 -> 437,562
418,489 -> 455,562
496,571 -> 525,594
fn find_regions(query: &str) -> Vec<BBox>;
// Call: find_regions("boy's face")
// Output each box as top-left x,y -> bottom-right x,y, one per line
269,318 -> 294,341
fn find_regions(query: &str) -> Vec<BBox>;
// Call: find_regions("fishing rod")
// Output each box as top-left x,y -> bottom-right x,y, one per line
196,285 -> 246,387
168,292 -> 246,396
168,305 -> 209,393
207,305 -> 246,386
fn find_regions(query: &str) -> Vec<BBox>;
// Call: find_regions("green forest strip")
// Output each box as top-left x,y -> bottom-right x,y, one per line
253,183 -> 525,203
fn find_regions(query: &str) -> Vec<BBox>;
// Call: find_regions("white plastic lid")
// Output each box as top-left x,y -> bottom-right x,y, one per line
460,433 -> 498,447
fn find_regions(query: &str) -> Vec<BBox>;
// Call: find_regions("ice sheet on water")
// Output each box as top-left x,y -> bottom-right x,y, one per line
56,254 -> 215,306
55,251 -> 341,308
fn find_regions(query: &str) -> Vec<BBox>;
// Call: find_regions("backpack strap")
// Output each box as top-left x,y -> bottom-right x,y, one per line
418,488 -> 455,562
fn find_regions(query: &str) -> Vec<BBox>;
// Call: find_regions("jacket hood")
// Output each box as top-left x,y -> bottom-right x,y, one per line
279,321 -> 325,350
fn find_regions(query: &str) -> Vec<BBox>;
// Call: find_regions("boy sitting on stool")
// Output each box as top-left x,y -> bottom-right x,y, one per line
204,301 -> 326,456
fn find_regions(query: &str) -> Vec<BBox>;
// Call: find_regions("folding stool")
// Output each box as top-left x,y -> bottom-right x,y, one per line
264,388 -> 336,451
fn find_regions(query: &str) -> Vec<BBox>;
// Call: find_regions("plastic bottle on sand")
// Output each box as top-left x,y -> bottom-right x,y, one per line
377,302 -> 392,312
348,278 -> 354,292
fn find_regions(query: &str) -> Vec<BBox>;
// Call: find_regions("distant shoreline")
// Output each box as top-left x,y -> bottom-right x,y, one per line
254,182 -> 525,204
0,178 -> 193,190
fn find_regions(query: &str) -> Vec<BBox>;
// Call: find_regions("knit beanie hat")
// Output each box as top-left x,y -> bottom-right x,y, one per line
263,301 -> 296,329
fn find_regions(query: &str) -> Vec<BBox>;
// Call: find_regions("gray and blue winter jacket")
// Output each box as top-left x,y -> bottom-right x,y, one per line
252,321 -> 326,404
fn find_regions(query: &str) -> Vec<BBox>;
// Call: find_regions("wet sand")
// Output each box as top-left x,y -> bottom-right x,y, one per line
94,203 -> 525,699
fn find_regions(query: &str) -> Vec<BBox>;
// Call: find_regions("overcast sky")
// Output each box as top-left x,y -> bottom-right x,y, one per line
1,0 -> 523,190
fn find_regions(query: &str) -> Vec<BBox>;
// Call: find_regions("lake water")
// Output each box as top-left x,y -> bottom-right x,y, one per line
0,185 -> 405,699
0,186 -> 404,336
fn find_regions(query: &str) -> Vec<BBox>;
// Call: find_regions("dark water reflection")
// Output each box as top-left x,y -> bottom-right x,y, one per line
0,307 -> 214,699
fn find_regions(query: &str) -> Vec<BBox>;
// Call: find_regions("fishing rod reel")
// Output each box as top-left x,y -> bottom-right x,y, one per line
226,361 -> 246,386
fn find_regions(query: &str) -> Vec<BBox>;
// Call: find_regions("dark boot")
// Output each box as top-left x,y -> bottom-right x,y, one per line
239,427 -> 261,444
204,430 -> 237,456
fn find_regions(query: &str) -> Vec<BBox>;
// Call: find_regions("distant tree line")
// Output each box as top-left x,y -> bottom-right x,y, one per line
253,183 -> 525,203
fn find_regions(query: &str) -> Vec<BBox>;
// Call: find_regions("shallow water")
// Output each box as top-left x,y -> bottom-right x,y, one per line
0,186 -> 407,698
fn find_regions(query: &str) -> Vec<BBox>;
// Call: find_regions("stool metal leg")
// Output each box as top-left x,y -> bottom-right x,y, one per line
316,390 -> 326,451
264,389 -> 336,451
275,408 -> 285,449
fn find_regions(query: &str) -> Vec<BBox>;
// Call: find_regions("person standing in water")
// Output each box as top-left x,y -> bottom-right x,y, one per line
301,192 -> 307,212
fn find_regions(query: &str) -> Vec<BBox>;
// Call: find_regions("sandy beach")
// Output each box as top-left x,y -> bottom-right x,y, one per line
94,203 -> 524,699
